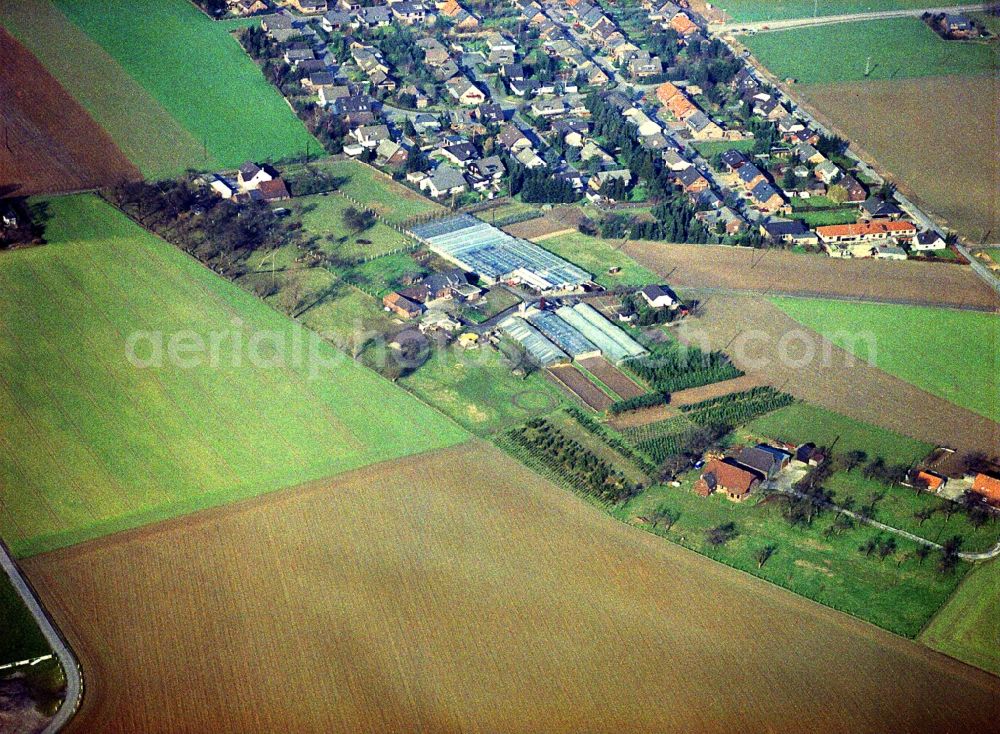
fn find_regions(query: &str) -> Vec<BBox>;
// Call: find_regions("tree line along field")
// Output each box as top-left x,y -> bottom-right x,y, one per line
0,194 -> 467,557
715,0 -> 974,23
743,18 -> 998,84
0,0 -> 315,179
21,441 -> 1000,733
770,298 -> 1000,422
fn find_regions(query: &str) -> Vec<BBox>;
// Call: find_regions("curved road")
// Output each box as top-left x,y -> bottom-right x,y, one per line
0,540 -> 81,733
717,3 -> 989,33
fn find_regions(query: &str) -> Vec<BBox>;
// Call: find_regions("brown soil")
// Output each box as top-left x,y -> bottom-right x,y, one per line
623,240 -> 999,310
668,374 -> 766,407
503,206 -> 586,241
797,75 -> 999,243
607,403 -> 678,430
546,364 -> 614,410
0,29 -> 140,197
578,356 -> 646,399
675,293 -> 1000,456
22,442 -> 1000,733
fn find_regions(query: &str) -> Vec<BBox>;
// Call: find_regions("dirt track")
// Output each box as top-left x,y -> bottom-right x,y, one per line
0,29 -> 139,196
624,240 -> 1000,311
675,294 -> 1000,457
547,364 -> 613,410
22,442 -> 1000,733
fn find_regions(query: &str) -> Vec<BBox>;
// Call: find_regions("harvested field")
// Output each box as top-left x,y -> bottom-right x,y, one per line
546,364 -> 613,411
503,206 -> 584,241
23,442 -> 1000,733
622,240 -> 1000,310
607,403 -> 677,430
798,75 -> 999,241
578,356 -> 646,399
0,28 -> 139,196
674,293 -> 1000,457
667,374 -> 766,407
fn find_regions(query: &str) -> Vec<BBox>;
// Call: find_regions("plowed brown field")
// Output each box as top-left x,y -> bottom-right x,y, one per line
23,442 -> 1000,733
546,364 -> 613,410
623,240 -> 1000,310
578,356 -> 646,399
675,294 -> 1000,456
0,29 -> 139,196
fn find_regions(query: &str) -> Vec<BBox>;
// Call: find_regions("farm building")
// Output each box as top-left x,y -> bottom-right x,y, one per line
410,215 -> 592,292
695,458 -> 763,502
498,316 -> 568,367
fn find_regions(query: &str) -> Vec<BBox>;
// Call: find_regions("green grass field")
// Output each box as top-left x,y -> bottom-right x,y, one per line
0,195 -> 466,557
401,347 -> 568,434
693,139 -> 756,159
290,193 -> 415,262
0,0 -> 204,178
286,158 -> 442,225
745,402 -> 934,466
744,18 -> 998,84
787,207 -> 859,227
536,232 -> 659,288
771,298 -> 999,421
615,470 -> 966,637
719,0 -> 973,23
3,0 -> 316,176
0,575 -> 50,664
984,248 -> 1000,265
920,558 -> 1000,675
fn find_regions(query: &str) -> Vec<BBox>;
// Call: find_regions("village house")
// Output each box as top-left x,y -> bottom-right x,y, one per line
695,458 -> 763,501
350,124 -> 391,148
420,166 -> 468,198
817,220 -> 918,257
971,472 -> 1000,507
738,445 -> 792,481
685,111 -> 724,140
498,124 -> 534,154
623,107 -> 662,137
289,0 -> 327,13
639,284 -> 679,309
446,76 -> 487,106
237,161 -> 275,191
383,292 -> 423,319
814,160 -> 841,185
749,181 -> 785,212
760,219 -> 819,246
913,230 -> 947,251
860,196 -> 904,220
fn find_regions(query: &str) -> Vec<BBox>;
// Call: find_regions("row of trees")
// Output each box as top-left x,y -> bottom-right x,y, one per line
108,179 -> 293,277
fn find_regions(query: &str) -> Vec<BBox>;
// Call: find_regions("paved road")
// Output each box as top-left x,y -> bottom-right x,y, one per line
0,540 -> 82,733
718,3 -> 989,33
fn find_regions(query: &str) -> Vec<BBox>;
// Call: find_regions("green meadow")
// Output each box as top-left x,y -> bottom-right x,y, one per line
772,298 -> 999,421
744,18 -> 998,84
0,195 -> 466,557
719,0 -> 973,23
1,0 -> 316,177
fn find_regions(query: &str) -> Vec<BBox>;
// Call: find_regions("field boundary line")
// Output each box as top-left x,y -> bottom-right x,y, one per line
0,538 -> 82,733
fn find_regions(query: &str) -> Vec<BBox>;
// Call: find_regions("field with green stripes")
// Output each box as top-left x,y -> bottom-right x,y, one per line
0,0 -> 316,178
0,195 -> 466,557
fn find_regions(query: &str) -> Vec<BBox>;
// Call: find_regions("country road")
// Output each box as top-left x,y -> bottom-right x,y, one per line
717,3 -> 990,33
0,540 -> 81,733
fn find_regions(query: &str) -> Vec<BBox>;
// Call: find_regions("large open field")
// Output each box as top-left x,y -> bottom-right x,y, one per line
673,293 -> 999,457
798,74 -> 999,240
0,28 -> 140,196
621,238 -> 1000,308
772,298 -> 999,421
713,0 -> 972,22
0,0 -> 315,177
22,441 -> 1000,733
921,558 -> 1000,676
744,18 -> 998,83
0,195 -> 466,557
534,232 -> 660,288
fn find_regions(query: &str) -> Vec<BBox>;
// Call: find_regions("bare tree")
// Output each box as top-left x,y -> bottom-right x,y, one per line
754,544 -> 777,569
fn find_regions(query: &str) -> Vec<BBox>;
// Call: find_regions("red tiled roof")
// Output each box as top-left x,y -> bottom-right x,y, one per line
816,220 -> 915,238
